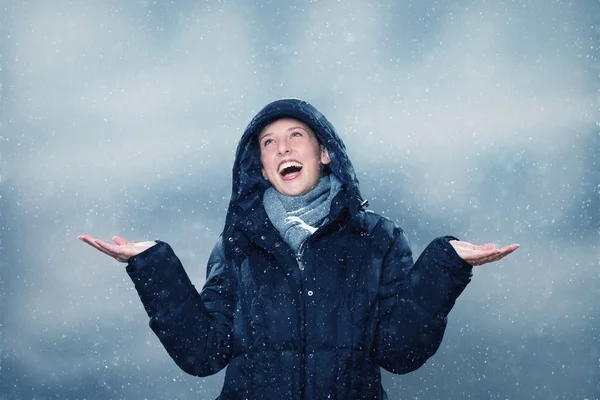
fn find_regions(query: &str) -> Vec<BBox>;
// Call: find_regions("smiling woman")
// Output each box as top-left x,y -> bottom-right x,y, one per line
79,98 -> 518,400
258,118 -> 331,197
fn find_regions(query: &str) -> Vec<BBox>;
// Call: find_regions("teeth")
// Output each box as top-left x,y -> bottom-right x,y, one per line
278,161 -> 303,174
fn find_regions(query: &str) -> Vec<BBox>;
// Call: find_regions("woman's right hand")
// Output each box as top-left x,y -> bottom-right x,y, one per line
78,234 -> 157,263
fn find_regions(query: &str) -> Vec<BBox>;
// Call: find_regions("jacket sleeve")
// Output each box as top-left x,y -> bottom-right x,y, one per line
374,224 -> 473,374
125,236 -> 234,377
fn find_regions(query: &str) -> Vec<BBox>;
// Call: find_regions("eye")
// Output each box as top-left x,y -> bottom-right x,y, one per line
263,138 -> 273,147
291,131 -> 303,138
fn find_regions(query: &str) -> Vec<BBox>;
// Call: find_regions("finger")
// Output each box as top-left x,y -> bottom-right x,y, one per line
95,239 -> 124,254
78,234 -> 97,244
499,244 -> 519,257
94,239 -> 131,259
95,241 -> 133,263
482,252 -> 509,265
470,251 -> 503,266
473,245 -> 519,266
79,235 -> 108,252
475,244 -> 514,258
485,245 -> 518,260
97,239 -> 147,258
80,236 -> 122,259
113,236 -> 132,246
464,249 -> 502,265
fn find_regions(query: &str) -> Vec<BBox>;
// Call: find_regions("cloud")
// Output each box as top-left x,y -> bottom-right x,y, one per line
4,1 -> 259,201
280,0 -> 598,219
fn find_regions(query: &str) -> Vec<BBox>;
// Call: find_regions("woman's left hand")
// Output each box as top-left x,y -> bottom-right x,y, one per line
449,240 -> 519,266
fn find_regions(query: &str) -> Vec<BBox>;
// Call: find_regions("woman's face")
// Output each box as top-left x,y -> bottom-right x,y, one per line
259,118 -> 330,197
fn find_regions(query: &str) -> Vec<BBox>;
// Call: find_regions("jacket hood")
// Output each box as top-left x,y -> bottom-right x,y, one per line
223,99 -> 366,239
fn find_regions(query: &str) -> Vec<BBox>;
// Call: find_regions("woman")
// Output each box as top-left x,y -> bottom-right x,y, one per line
79,98 -> 518,399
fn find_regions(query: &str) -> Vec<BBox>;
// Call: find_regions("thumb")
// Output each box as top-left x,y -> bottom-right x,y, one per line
112,236 -> 132,246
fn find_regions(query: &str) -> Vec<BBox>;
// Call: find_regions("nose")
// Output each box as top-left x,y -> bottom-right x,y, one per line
277,138 -> 290,155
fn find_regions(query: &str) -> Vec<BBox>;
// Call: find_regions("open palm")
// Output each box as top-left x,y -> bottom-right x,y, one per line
449,240 -> 519,266
78,235 -> 156,263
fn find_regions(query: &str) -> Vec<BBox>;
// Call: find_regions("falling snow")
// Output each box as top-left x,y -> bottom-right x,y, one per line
1,0 -> 598,399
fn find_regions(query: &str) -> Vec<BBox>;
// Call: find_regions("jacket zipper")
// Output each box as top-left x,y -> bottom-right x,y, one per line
296,242 -> 307,271
290,211 -> 348,398
295,243 -> 307,399
294,227 -> 325,399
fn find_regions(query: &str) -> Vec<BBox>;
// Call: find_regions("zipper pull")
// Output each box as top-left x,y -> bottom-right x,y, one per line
296,252 -> 305,271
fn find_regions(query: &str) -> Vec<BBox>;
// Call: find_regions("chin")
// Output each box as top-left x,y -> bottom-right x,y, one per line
282,189 -> 307,197
277,183 -> 310,197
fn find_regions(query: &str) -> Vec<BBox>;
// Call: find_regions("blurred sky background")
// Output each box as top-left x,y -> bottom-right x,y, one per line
1,0 -> 599,399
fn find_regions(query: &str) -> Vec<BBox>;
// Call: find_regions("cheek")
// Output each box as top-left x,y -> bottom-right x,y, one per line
261,155 -> 274,173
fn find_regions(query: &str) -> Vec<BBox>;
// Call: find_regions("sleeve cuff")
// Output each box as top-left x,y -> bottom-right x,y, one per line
125,241 -> 195,318
125,240 -> 162,271
439,236 -> 474,272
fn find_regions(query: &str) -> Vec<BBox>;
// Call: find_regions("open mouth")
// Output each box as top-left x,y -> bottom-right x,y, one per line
278,161 -> 303,178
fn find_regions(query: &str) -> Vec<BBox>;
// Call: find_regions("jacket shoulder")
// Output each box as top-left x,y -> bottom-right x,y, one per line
361,209 -> 401,238
357,210 -> 412,261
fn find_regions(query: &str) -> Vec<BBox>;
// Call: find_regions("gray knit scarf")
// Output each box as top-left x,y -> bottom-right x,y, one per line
263,174 -> 343,253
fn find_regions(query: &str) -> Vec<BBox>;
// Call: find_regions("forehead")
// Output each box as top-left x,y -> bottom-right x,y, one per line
258,118 -> 313,140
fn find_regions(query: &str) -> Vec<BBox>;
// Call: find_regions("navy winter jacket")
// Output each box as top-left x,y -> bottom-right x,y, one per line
126,99 -> 473,399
